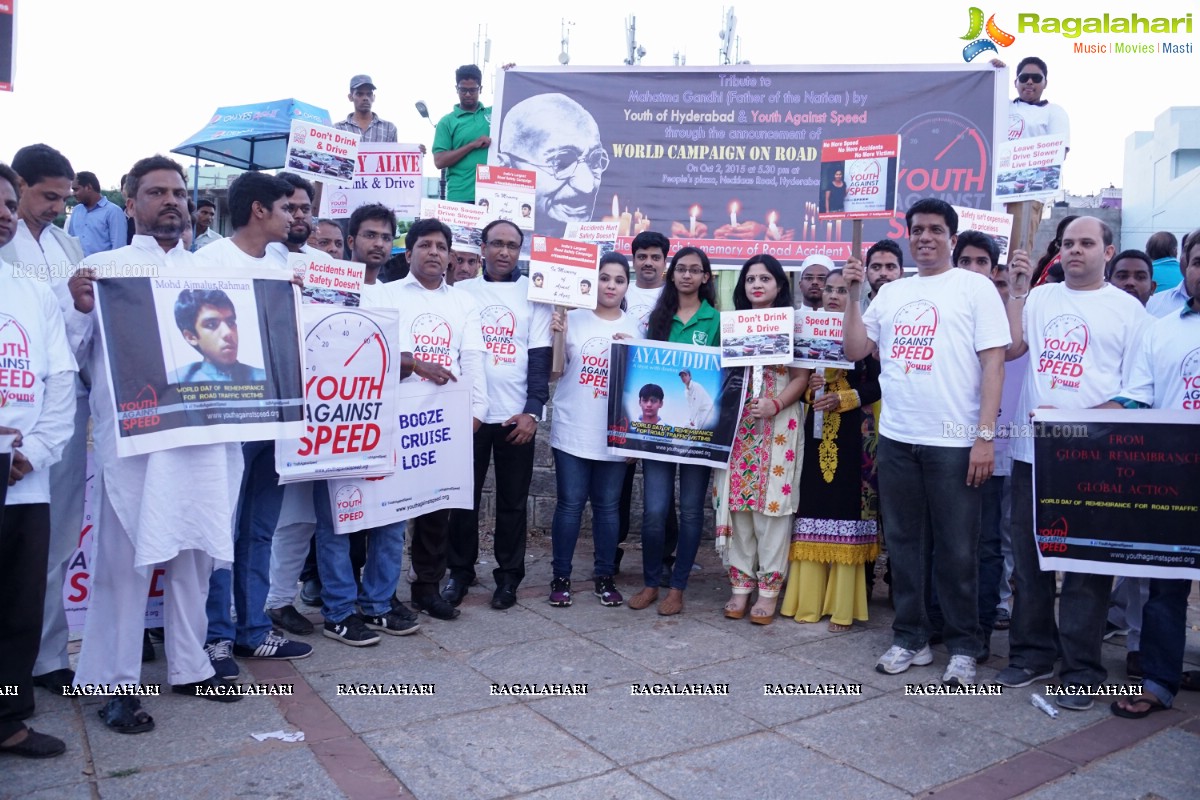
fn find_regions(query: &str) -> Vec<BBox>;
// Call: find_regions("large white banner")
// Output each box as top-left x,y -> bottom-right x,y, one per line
320,142 -> 424,221
329,381 -> 473,533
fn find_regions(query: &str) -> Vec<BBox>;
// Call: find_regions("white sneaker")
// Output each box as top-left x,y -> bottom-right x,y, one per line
942,654 -> 977,686
875,644 -> 934,674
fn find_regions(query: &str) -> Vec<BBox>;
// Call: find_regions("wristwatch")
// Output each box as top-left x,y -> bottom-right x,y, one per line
977,427 -> 995,442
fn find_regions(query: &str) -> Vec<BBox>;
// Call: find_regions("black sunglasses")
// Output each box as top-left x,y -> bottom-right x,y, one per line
1017,73 -> 1044,84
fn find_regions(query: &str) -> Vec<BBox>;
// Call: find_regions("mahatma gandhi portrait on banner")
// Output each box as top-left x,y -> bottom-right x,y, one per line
498,93 -> 607,239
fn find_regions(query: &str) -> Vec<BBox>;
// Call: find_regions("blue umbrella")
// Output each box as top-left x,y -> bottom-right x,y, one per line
172,98 -> 331,171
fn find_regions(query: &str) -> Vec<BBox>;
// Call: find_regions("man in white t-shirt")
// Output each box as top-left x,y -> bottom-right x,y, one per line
618,231 -> 678,575
198,172 -> 313,680
1007,56 -> 1070,153
679,370 -> 715,428
1108,235 -> 1200,720
844,198 -> 1010,686
446,220 -> 552,610
0,161 -> 76,759
996,216 -> 1148,706
373,218 -> 488,620
860,239 -> 905,311
0,144 -> 89,700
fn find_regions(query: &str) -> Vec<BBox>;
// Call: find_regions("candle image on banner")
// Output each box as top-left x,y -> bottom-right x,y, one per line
818,135 -> 901,220
527,236 -> 600,310
321,142 -> 423,221
720,307 -> 794,368
287,119 -> 360,184
607,340 -> 745,468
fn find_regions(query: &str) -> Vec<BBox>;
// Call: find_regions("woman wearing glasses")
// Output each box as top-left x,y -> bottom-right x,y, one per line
629,247 -> 721,616
781,269 -> 881,632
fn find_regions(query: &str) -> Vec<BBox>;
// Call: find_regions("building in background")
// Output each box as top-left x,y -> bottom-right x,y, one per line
1122,107 -> 1200,251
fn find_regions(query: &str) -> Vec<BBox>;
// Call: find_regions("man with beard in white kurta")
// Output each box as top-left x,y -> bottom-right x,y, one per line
70,157 -> 244,734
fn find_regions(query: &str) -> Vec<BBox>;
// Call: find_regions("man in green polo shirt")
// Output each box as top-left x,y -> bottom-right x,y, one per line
433,65 -> 492,203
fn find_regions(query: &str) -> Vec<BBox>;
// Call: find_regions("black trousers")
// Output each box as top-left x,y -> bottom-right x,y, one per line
618,460 -> 678,565
0,503 -> 50,741
410,508 -> 452,600
447,424 -> 534,588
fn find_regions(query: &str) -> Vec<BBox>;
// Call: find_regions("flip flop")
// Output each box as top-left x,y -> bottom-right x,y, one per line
98,697 -> 155,734
1110,694 -> 1168,720
1181,670 -> 1200,692
828,622 -> 852,632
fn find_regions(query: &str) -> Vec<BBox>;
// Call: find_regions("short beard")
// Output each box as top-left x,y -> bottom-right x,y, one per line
141,217 -> 185,240
288,224 -> 313,246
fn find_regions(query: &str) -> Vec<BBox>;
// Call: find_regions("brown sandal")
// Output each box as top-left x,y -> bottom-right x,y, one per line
627,587 -> 659,611
828,621 -> 852,632
749,597 -> 777,625
658,588 -> 684,616
724,595 -> 750,620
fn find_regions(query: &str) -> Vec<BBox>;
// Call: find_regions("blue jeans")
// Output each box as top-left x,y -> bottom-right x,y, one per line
1009,461 -> 1111,685
550,449 -> 625,580
206,567 -> 234,643
877,436 -> 981,657
641,460 -> 711,591
977,474 -> 1005,635
231,441 -> 285,649
1141,578 -> 1193,707
316,484 -> 406,622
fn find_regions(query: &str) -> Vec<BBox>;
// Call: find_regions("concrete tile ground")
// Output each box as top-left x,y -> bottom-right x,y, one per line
5,536 -> 1198,800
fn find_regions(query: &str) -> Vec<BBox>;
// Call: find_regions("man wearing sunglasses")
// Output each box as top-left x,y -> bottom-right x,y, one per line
433,65 -> 492,204
1007,57 -> 1070,154
497,93 -> 606,239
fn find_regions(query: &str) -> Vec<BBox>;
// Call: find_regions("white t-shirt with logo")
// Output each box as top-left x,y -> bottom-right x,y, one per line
196,235 -> 291,272
863,267 -> 1010,447
625,283 -> 665,337
1013,282 -> 1148,463
372,274 -> 488,421
1008,100 -> 1070,147
0,263 -> 79,504
1122,304 -> 1200,410
455,274 -> 552,422
551,309 -> 639,461
994,351 -> 1028,477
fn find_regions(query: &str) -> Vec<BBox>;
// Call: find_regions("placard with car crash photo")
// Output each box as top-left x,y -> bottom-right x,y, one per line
995,133 -> 1064,203
420,198 -> 489,255
94,265 -> 305,456
287,119 -> 360,184
288,252 -> 364,307
607,340 -> 745,468
792,309 -> 852,369
720,307 -> 795,368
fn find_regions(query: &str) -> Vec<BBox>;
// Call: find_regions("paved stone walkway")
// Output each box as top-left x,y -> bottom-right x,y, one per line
7,537 -> 1198,800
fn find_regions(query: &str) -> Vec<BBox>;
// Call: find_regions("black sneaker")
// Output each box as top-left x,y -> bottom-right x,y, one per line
594,576 -> 623,607
299,578 -> 322,607
323,614 -> 382,647
267,604 -> 314,636
491,584 -> 518,610
412,594 -> 461,620
364,610 -> 420,636
389,596 -> 420,623
233,631 -> 313,660
204,639 -> 240,680
548,577 -> 572,607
